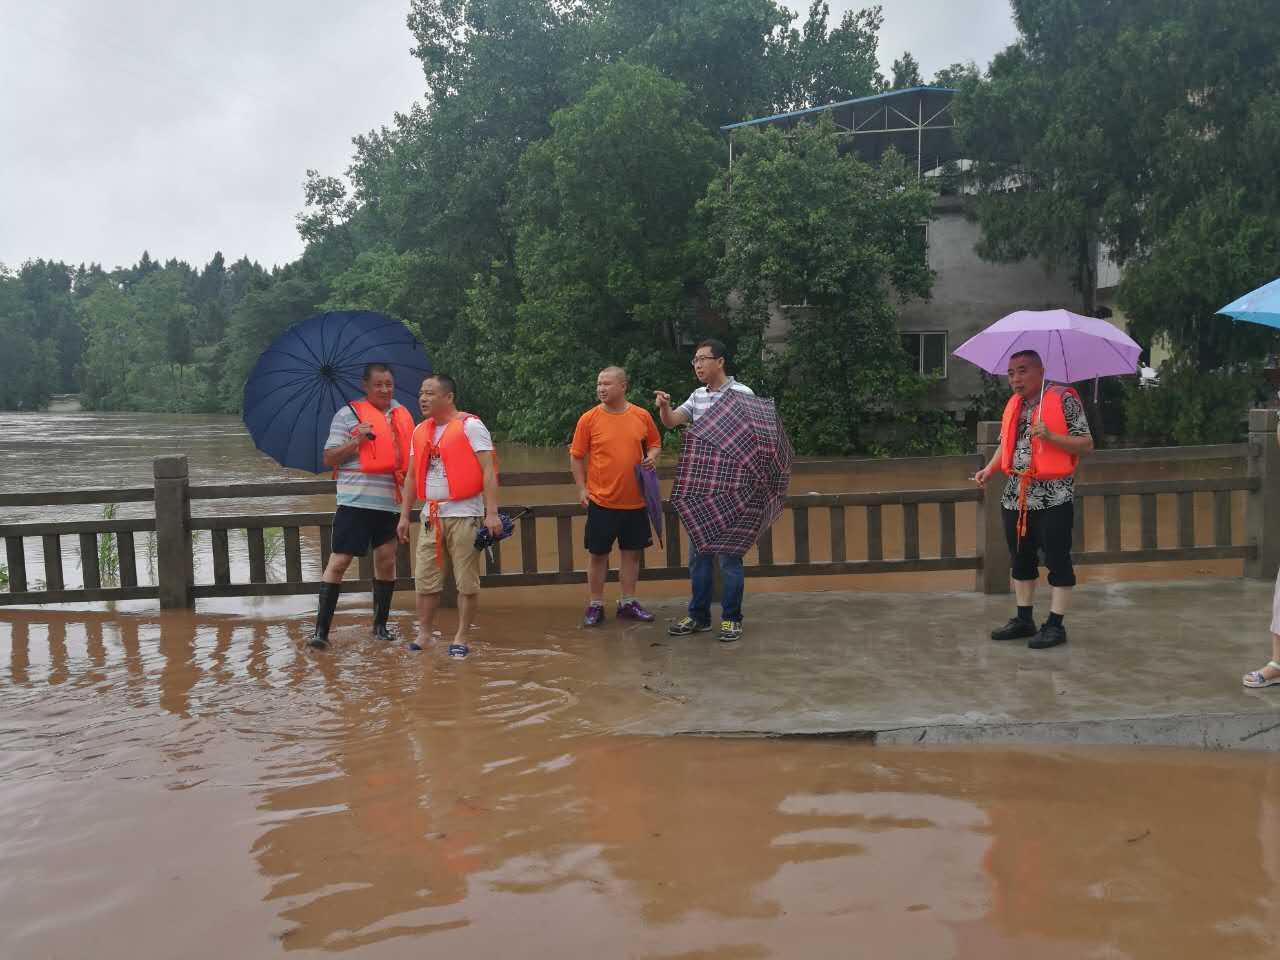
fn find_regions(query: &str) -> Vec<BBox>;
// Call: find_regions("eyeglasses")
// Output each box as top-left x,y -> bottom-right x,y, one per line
691,354 -> 718,365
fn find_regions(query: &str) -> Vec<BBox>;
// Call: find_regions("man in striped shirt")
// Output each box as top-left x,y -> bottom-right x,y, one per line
654,338 -> 754,643
308,363 -> 413,650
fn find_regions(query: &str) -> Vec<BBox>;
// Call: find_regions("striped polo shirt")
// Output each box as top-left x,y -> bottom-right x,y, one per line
325,401 -> 406,513
676,377 -> 754,423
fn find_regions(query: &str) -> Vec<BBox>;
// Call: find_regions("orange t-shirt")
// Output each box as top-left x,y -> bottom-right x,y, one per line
569,404 -> 661,510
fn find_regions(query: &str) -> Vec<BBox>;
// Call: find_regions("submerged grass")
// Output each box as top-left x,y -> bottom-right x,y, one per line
79,504 -> 121,586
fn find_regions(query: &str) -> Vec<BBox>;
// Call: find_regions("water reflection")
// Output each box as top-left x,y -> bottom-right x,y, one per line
1,610 -> 1276,958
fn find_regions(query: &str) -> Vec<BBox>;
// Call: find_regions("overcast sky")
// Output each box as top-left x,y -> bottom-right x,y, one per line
0,1 -> 1017,273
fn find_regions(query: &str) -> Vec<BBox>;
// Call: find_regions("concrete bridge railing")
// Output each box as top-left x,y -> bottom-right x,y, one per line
2,409 -> 1277,609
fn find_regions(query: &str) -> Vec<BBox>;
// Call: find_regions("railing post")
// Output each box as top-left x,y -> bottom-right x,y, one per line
975,421 -> 1011,594
153,456 -> 194,609
1246,409 -> 1280,580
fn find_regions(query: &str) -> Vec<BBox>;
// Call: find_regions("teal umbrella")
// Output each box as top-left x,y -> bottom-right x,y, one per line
1218,278 -> 1280,329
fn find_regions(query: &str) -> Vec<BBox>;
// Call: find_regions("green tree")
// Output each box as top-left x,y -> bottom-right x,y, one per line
957,0 -> 1280,331
699,117 -> 954,455
0,268 -> 59,410
218,268 -> 328,412
489,62 -> 718,442
78,282 -> 135,410
77,263 -> 209,411
773,1 -> 884,112
889,51 -> 922,89
18,260 -> 80,392
596,0 -> 794,126
932,61 -> 978,88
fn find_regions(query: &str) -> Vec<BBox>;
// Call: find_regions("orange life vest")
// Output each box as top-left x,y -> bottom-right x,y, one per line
410,414 -> 487,503
999,385 -> 1081,540
342,400 -> 414,502
349,399 -> 414,473
410,413 -> 491,564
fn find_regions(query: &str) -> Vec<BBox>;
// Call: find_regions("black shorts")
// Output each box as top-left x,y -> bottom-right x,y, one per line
1003,502 -> 1076,588
584,502 -> 652,555
331,505 -> 400,557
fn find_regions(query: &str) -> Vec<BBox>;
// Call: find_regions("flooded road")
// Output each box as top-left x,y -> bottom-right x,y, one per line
3,405 -> 1277,957
2,606 -> 1278,959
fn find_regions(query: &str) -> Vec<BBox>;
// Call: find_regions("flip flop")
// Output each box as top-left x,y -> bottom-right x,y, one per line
1243,660 -> 1280,688
447,643 -> 470,660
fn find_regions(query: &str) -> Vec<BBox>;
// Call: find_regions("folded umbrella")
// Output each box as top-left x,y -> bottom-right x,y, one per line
669,391 -> 792,557
634,464 -> 665,548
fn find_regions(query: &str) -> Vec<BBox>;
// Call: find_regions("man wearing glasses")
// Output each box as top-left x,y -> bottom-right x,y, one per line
654,339 -> 754,642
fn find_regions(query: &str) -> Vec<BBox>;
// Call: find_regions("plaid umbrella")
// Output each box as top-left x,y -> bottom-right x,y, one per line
669,390 -> 793,556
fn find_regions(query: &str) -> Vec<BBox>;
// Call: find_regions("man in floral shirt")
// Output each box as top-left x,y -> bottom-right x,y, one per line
974,350 -> 1094,648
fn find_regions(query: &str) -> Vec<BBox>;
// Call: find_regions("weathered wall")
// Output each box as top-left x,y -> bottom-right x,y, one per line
762,201 -> 1084,411
898,204 -> 1080,411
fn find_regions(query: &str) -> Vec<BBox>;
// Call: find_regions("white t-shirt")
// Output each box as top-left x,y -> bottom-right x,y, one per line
421,417 -> 494,518
676,377 -> 754,423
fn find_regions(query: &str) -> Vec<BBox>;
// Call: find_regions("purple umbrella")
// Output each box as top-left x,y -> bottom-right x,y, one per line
953,309 -> 1141,384
634,464 -> 664,548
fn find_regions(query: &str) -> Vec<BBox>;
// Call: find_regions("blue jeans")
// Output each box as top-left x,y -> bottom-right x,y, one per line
688,547 -> 744,624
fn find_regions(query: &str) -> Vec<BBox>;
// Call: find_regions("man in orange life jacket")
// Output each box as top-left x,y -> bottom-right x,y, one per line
396,374 -> 502,657
308,362 -> 415,650
973,350 -> 1094,649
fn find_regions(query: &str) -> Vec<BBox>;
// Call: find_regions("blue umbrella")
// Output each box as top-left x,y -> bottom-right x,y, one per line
1218,278 -> 1280,329
242,311 -> 430,473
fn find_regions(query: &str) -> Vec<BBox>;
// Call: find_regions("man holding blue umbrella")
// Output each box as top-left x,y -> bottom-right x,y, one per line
241,310 -> 432,651
309,362 -> 415,649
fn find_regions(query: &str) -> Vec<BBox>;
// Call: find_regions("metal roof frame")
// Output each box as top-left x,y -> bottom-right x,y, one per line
722,86 -> 960,179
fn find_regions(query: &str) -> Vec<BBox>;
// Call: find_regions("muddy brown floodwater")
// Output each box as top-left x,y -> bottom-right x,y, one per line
2,405 -> 1278,958
2,606 -> 1279,959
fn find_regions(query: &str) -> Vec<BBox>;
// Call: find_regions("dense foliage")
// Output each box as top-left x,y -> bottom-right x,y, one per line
957,0 -> 1280,441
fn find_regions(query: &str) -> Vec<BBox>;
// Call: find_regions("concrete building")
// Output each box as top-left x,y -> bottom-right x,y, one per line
898,197 -> 1080,411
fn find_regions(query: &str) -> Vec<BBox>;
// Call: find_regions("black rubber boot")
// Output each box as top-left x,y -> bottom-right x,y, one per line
371,579 -> 398,642
308,582 -> 340,649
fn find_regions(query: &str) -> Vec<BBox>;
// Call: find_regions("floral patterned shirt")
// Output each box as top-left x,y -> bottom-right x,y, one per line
1000,391 -> 1092,511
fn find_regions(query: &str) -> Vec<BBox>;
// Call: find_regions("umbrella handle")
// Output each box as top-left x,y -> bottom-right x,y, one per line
348,401 -> 374,440
1030,379 -> 1047,461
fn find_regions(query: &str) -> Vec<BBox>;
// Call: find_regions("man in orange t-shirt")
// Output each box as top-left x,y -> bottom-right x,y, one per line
570,365 -> 662,627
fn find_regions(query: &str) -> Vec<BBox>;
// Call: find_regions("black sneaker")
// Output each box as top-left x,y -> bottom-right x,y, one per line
1029,622 -> 1068,649
718,620 -> 742,643
668,617 -> 712,636
372,623 -> 399,642
306,633 -> 329,650
990,617 -> 1037,642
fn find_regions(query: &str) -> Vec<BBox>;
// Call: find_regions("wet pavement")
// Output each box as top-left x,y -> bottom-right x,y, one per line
2,577 -> 1280,958
611,578 -> 1280,749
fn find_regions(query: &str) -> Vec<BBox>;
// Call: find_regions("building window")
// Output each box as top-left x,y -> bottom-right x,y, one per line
902,332 -> 947,377
909,221 -> 928,262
